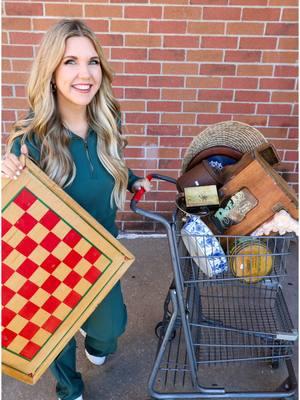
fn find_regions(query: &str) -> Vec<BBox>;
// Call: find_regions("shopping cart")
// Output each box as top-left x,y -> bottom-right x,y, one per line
131,174 -> 298,400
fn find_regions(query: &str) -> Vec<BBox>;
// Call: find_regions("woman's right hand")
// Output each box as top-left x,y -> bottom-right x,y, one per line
2,144 -> 28,180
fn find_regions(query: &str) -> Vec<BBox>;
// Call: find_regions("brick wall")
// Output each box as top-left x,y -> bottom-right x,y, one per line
2,1 -> 298,232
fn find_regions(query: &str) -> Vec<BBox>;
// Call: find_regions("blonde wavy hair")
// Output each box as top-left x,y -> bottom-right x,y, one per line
8,19 -> 128,209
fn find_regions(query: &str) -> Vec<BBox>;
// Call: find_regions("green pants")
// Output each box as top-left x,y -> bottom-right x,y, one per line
50,282 -> 127,400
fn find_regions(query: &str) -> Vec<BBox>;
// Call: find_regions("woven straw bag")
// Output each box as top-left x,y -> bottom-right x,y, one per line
181,121 -> 267,173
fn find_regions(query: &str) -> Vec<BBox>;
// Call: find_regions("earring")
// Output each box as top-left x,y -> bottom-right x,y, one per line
51,81 -> 57,92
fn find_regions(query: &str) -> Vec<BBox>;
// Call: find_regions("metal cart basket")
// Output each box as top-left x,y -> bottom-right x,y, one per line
131,174 -> 298,400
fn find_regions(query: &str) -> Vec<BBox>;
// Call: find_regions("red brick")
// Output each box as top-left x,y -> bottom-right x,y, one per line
235,90 -> 270,102
85,5 -> 122,17
183,102 -> 218,112
191,0 -> 227,3
111,20 -> 147,33
203,7 -> 241,20
240,37 -> 277,49
269,116 -> 298,127
164,35 -> 199,48
282,8 -> 298,22
15,87 -> 26,97
275,66 -> 298,77
262,51 -> 298,63
127,136 -> 158,146
113,75 -> 147,87
5,2 -> 43,16
159,159 -> 181,169
269,0 -> 298,5
3,45 -> 33,58
111,48 -> 147,60
2,17 -> 31,30
110,61 -> 124,74
149,49 -> 185,61
288,128 -> 298,139
163,63 -> 198,75
257,104 -> 292,115
125,62 -> 161,74
242,8 -> 280,21
232,115 -> 267,126
32,18 -> 67,31
147,125 -> 181,136
147,101 -> 181,112
162,89 -> 196,100
12,60 -> 33,72
126,159 -> 157,169
149,76 -> 184,87
237,65 -> 273,76
198,90 -> 233,101
125,88 -> 160,100
225,50 -> 261,62
266,23 -> 298,36
284,151 -> 298,161
188,21 -> 224,34
182,126 -> 204,136
202,36 -> 238,49
187,50 -> 223,62
260,78 -> 295,90
3,72 -> 28,85
125,35 -> 161,47
96,34 -> 123,47
227,22 -> 264,35
151,0 -> 188,3
119,100 -> 145,112
2,86 -> 13,97
45,4 -> 82,16
230,0 -> 267,4
123,147 -> 145,158
161,113 -> 195,124
260,127 -> 288,139
3,97 -> 28,110
2,32 -> 8,45
112,87 -> 124,99
2,110 -> 15,121
221,103 -> 255,114
278,38 -> 298,50
186,77 -> 221,88
10,32 -> 43,45
271,92 -> 298,103
146,191 -> 176,201
200,64 -> 236,76
164,6 -> 201,19
223,77 -> 258,89
126,113 -> 159,124
150,21 -> 186,34
197,114 -> 230,124
2,59 -> 11,71
124,6 -> 162,19
146,147 -> 180,158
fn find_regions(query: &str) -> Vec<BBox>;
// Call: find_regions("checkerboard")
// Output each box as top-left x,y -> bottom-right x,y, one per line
2,157 -> 135,384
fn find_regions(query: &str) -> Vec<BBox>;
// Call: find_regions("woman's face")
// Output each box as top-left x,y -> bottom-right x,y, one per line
54,36 -> 102,110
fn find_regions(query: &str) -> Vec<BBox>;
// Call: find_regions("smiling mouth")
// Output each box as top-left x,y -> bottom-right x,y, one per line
72,84 -> 92,92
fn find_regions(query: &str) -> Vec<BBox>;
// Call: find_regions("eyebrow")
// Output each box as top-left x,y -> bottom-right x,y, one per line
63,55 -> 100,60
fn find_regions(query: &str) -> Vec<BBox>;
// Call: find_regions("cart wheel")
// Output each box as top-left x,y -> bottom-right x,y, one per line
155,321 -> 176,341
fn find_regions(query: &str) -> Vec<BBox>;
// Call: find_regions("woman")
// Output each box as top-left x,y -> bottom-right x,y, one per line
2,19 -> 151,400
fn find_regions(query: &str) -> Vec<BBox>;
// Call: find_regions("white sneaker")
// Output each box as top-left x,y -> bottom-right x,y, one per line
85,349 -> 106,366
58,396 -> 83,400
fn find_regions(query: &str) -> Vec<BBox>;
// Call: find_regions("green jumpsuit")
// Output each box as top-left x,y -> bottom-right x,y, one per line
11,128 -> 140,400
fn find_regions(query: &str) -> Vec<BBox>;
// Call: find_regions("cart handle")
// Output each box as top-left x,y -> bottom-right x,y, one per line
130,173 -> 176,213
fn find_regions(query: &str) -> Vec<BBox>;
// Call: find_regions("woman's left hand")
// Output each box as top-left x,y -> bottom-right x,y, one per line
132,178 -> 152,193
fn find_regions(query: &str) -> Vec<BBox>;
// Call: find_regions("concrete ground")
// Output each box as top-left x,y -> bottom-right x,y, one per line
2,237 -> 298,400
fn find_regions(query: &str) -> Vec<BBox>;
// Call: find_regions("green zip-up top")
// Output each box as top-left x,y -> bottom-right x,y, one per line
10,129 -> 140,237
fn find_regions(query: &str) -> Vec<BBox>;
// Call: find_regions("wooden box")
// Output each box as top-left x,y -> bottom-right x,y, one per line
215,153 -> 298,236
2,157 -> 135,384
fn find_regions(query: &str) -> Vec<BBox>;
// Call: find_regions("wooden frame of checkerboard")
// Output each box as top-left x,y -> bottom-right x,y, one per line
2,156 -> 135,384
